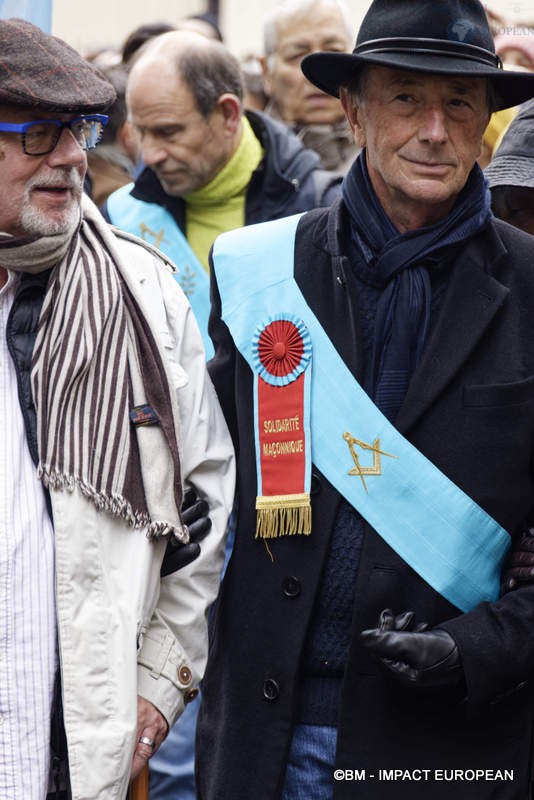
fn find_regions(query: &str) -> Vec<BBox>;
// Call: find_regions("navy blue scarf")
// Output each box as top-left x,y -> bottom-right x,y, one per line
341,152 -> 492,419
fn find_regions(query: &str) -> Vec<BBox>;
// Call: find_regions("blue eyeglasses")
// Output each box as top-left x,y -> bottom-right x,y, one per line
0,114 -> 109,156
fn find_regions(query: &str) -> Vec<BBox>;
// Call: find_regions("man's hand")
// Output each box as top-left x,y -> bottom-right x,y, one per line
130,696 -> 169,780
360,609 -> 463,689
502,528 -> 534,593
160,487 -> 212,576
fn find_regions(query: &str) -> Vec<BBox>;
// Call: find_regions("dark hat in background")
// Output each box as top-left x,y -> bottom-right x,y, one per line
484,99 -> 534,188
0,18 -> 116,113
301,0 -> 534,111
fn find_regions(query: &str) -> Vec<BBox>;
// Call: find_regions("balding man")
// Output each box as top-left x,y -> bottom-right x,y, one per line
261,0 -> 358,173
105,30 -> 341,358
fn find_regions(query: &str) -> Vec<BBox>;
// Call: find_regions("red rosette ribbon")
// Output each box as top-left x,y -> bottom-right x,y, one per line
253,316 -> 311,386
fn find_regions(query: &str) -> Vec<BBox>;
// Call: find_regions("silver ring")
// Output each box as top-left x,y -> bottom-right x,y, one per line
138,735 -> 156,749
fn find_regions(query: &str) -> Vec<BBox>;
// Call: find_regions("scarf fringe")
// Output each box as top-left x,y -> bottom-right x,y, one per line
38,465 -> 188,543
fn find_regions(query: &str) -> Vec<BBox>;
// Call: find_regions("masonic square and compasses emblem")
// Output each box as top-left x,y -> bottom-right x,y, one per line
343,431 -> 397,492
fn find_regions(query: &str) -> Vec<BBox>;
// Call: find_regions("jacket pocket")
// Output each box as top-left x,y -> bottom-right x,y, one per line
463,375 -> 534,408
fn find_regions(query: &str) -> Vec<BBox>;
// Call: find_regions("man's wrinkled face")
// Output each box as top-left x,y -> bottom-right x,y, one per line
263,1 -> 350,126
127,65 -> 234,196
0,106 -> 86,237
343,67 -> 490,230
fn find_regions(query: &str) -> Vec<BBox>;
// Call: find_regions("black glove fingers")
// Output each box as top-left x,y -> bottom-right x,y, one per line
520,531 -> 534,547
393,611 -> 416,631
181,487 -> 197,511
378,608 -> 394,631
506,566 -> 534,582
413,622 -> 429,633
501,546 -> 534,594
501,529 -> 534,594
509,550 -> 534,567
186,514 -> 212,543
360,630 -> 422,663
160,542 -> 201,576
160,483 -> 211,576
381,657 -> 419,684
182,498 -> 209,527
180,489 -> 212,543
361,607 -> 463,688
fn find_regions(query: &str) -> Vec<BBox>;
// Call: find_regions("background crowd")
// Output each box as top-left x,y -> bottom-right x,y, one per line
67,0 -> 534,232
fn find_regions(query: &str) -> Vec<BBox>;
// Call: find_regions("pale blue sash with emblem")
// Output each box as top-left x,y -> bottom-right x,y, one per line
107,183 -> 213,358
212,212 -> 511,612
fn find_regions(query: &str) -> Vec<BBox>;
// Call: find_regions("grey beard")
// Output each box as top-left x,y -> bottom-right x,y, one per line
19,200 -> 81,237
18,167 -> 83,237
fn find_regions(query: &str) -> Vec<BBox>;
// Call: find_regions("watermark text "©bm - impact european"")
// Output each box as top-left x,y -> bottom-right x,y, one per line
334,768 -> 514,783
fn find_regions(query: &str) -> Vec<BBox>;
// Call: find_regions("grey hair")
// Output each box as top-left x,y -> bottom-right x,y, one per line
342,65 -> 370,106
263,0 -> 353,58
176,41 -> 244,117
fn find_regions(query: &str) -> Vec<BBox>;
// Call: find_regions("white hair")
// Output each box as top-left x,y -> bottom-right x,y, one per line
263,0 -> 353,58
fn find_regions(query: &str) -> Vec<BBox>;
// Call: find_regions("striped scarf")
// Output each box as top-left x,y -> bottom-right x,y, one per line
2,195 -> 186,541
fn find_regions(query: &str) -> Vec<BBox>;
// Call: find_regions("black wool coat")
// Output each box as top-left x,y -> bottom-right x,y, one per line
196,200 -> 534,800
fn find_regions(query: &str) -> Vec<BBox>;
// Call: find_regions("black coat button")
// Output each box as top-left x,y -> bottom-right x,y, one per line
263,678 -> 280,701
282,576 -> 301,598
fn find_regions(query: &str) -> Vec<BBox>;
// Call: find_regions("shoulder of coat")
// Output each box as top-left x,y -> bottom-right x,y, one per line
110,226 -> 177,274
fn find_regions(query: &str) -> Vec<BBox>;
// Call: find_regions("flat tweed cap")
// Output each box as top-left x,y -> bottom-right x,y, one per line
0,18 -> 116,113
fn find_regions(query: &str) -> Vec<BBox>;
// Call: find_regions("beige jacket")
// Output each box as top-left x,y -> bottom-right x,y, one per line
50,232 -> 235,800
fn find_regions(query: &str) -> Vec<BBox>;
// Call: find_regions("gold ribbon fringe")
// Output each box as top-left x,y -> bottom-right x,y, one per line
255,493 -> 311,538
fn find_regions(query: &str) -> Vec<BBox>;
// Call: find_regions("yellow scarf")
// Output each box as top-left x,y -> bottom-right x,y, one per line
185,116 -> 263,271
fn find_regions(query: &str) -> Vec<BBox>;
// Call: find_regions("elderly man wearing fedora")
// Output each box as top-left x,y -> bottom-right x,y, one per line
195,1 -> 534,799
0,18 -> 235,800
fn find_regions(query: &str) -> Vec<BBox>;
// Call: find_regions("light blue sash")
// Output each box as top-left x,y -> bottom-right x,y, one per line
107,183 -> 213,358
212,213 -> 511,612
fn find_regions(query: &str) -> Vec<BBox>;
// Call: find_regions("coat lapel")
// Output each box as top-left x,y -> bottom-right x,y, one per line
396,235 -> 509,434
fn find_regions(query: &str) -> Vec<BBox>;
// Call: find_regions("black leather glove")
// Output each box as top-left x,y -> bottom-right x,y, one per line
160,487 -> 212,576
360,609 -> 463,689
502,527 -> 534,593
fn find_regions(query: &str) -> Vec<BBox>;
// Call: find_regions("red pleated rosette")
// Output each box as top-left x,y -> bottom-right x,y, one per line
253,315 -> 311,386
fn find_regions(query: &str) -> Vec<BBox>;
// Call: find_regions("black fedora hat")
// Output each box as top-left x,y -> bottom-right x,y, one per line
301,0 -> 534,111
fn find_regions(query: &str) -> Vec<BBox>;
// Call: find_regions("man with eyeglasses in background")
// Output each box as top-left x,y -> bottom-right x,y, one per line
0,18 -> 234,800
